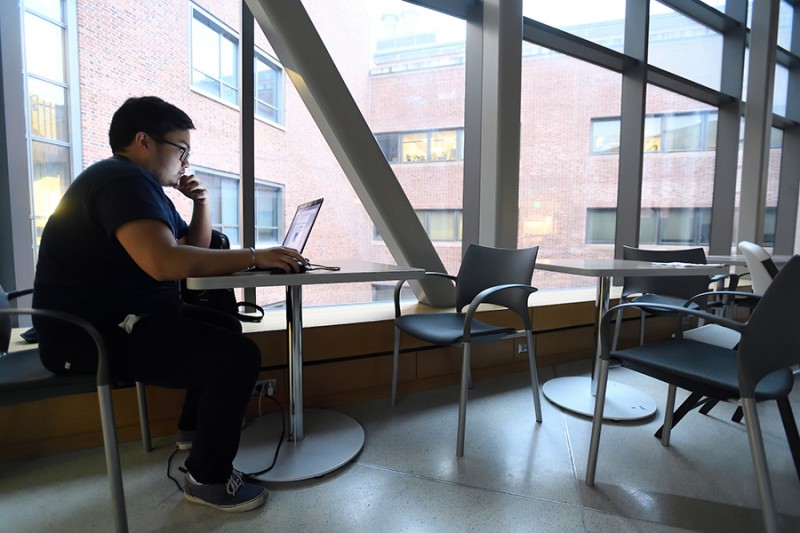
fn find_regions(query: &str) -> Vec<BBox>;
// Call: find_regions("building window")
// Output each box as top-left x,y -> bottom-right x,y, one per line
587,207 -> 712,245
255,181 -> 284,245
191,8 -> 238,105
374,209 -> 462,242
255,52 -> 284,124
591,111 -> 719,154
198,169 -> 240,244
375,129 -> 463,163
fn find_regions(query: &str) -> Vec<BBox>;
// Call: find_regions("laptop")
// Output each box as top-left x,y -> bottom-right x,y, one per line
252,198 -> 337,272
282,197 -> 323,253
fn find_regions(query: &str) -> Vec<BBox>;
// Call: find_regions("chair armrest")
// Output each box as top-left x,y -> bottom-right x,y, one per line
686,290 -> 760,308
462,284 -> 538,341
393,272 -> 456,318
0,307 -> 113,387
599,301 -> 746,359
8,288 -> 34,301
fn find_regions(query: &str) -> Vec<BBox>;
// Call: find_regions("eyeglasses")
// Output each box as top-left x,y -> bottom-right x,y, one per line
149,134 -> 190,163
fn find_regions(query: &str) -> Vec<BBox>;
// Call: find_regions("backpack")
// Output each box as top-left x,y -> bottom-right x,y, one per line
180,230 -> 264,322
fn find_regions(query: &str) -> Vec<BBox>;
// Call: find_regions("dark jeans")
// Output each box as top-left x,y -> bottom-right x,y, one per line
114,304 -> 260,483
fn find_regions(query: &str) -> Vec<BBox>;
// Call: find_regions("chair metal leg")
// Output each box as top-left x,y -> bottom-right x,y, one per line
776,397 -> 800,481
661,384 -> 676,446
586,358 -> 611,486
135,382 -> 152,452
456,342 -> 471,457
611,308 -> 623,351
97,384 -> 129,533
391,326 -> 401,407
654,391 -> 705,440
741,397 -> 778,533
638,309 -> 646,345
525,329 -> 542,423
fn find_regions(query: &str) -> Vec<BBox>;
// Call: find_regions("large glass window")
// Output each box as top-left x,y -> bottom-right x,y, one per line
198,169 -> 240,244
587,207 -> 712,245
24,0 -> 73,248
519,42 -> 622,291
255,181 -> 283,245
191,8 -> 238,105
648,1 -> 723,90
523,0 -> 626,52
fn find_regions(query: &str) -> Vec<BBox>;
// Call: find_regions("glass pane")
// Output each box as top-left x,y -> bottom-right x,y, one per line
523,0 -> 626,52
401,132 -> 428,162
221,178 -> 239,226
28,78 -> 68,141
644,116 -> 662,151
192,70 -> 220,97
255,182 -> 280,245
519,42 -> 622,291
643,87 -> 715,250
660,208 -> 696,243
591,119 -> 620,153
774,63 -> 788,116
430,130 -> 457,161
585,208 -> 616,243
31,141 -> 70,245
699,1 -> 726,12
648,2 -> 723,90
26,0 -> 63,22
705,112 -> 718,150
778,0 -> 794,50
427,210 -> 458,241
192,16 -> 220,79
376,134 -> 399,163
663,112 -> 703,152
221,36 -> 238,88
25,12 -> 65,83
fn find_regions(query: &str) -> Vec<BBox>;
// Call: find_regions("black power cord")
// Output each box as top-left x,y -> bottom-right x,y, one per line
166,391 -> 287,490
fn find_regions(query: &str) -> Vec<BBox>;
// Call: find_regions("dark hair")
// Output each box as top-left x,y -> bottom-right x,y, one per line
108,96 -> 195,151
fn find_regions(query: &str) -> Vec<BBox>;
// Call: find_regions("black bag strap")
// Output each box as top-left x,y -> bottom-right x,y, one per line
236,301 -> 265,322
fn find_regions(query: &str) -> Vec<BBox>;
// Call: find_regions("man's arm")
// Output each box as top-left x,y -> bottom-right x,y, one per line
175,173 -> 211,248
116,219 -> 307,280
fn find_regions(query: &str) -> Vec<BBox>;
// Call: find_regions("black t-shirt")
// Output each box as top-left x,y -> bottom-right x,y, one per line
33,155 -> 189,331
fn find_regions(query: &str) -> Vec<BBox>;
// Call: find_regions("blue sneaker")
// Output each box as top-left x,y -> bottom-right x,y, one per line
183,470 -> 267,512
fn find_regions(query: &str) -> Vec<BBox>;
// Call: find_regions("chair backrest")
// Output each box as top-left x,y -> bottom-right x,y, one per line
738,241 -> 779,296
737,255 -> 800,397
455,244 -> 538,320
621,245 -> 711,300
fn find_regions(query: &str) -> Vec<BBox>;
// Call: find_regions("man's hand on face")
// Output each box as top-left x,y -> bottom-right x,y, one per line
175,174 -> 209,205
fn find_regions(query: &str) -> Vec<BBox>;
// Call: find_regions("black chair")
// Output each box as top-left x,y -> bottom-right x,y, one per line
391,244 -> 542,457
1,285 -> 152,533
586,256 -> 800,533
611,245 -> 733,350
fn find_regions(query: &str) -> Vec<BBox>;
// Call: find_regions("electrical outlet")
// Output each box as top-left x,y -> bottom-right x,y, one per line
252,378 -> 277,396
518,343 -> 528,353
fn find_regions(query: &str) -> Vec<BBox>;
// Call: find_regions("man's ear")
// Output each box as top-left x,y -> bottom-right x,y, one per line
133,131 -> 151,152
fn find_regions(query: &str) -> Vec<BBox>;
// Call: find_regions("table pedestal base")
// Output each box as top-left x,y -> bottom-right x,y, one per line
234,408 -> 364,482
542,376 -> 657,421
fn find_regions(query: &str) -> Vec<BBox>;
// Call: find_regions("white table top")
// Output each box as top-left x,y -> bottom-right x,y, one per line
536,258 -> 727,278
186,259 -> 425,290
707,254 -> 794,267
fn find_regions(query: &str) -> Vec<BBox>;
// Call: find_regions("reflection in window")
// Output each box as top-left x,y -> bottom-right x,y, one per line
24,12 -> 65,83
28,78 -> 68,142
31,142 -> 70,245
191,8 -> 238,105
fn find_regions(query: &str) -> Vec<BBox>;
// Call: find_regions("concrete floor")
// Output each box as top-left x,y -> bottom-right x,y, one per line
2,360 -> 799,532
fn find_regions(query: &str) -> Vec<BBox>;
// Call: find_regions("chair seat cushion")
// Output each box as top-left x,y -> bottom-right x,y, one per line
0,348 -> 96,404
396,313 -> 517,346
612,337 -> 794,401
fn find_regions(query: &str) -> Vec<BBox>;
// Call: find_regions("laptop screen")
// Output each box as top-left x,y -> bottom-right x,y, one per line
282,198 -> 323,253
